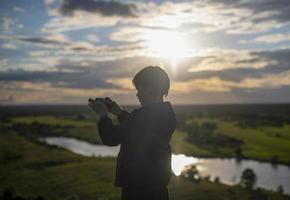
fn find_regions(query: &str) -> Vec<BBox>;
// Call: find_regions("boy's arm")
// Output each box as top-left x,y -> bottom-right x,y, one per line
97,110 -> 131,146
117,110 -> 131,123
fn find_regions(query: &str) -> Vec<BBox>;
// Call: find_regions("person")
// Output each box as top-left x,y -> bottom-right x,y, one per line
88,66 -> 177,200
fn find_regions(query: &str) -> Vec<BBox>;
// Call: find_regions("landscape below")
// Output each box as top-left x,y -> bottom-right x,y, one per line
0,104 -> 290,200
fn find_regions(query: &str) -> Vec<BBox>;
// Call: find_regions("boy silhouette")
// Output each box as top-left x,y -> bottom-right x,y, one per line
88,66 -> 177,200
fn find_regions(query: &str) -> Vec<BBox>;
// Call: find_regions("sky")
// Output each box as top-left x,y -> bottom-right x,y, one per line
0,0 -> 290,105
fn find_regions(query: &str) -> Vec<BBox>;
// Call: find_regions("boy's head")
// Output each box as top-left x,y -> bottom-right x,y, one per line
132,66 -> 170,106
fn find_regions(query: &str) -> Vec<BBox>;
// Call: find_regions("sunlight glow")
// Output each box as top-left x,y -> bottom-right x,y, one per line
171,154 -> 198,176
144,30 -> 191,73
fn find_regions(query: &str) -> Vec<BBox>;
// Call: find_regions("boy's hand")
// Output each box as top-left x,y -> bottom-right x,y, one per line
88,98 -> 108,117
104,97 -> 123,116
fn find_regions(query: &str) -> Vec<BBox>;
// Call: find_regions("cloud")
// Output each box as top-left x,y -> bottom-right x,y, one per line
185,47 -> 290,77
14,34 -> 111,52
0,68 -> 118,89
1,17 -> 23,32
1,17 -> 15,32
41,13 -> 121,33
0,56 -> 168,90
0,79 -> 134,104
109,26 -> 179,43
1,43 -> 17,49
44,0 -> 56,5
241,32 -> 290,44
59,0 -> 137,17
13,7 -> 25,12
131,0 -> 290,34
3,47 -> 290,92
209,0 -> 290,34
18,34 -> 70,47
164,47 -> 290,87
8,46 -> 290,90
42,0 -> 290,34
187,49 -> 270,73
105,77 -> 134,90
1,48 -> 290,104
237,0 -> 290,23
171,70 -> 290,94
25,40 -> 147,62
42,1 -> 178,33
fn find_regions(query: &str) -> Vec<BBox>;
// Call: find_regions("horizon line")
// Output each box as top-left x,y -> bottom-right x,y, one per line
1,102 -> 290,107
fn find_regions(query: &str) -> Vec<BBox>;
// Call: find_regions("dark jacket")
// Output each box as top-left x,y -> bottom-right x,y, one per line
97,101 -> 177,188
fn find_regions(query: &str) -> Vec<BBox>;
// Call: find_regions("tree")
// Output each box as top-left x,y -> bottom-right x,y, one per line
235,147 -> 243,159
240,168 -> 257,190
277,185 -> 284,194
181,164 -> 200,182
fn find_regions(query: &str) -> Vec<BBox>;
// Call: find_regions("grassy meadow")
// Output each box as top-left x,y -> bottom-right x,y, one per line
0,104 -> 290,199
171,119 -> 290,165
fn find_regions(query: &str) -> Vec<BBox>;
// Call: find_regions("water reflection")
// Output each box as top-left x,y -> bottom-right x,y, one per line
171,154 -> 198,176
39,137 -> 290,194
39,137 -> 119,157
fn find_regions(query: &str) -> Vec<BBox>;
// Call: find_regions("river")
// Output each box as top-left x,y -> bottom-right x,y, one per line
39,136 -> 290,194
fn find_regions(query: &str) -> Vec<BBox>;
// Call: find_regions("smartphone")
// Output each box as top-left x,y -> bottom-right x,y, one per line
95,98 -> 106,102
95,98 -> 112,109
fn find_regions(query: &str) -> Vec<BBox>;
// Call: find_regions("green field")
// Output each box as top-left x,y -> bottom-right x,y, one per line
0,132 -> 120,200
0,131 -> 288,200
8,115 -> 103,144
180,117 -> 290,164
7,114 -> 290,164
1,104 -> 290,199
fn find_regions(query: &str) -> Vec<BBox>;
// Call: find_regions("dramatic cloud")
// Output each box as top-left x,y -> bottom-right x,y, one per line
0,56 -> 173,92
25,41 -> 148,62
16,34 -> 139,57
0,68 -> 118,89
59,0 -> 137,17
235,0 -> 290,23
205,0 -> 290,34
186,48 -> 290,74
135,0 -> 290,33
0,81 -> 129,104
2,47 -> 290,92
1,0 -> 290,104
171,71 -> 290,94
42,0 -> 290,34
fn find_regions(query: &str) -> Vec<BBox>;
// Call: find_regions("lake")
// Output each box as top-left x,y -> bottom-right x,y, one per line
39,136 -> 290,194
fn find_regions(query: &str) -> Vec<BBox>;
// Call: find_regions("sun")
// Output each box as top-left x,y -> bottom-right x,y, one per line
144,30 -> 190,73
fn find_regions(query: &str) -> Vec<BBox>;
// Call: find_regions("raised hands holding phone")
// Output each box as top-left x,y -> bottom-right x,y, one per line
88,97 -> 123,116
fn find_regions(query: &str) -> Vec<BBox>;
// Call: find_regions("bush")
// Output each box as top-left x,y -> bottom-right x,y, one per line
240,168 -> 257,190
181,164 -> 200,183
185,121 -> 243,148
277,185 -> 284,194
